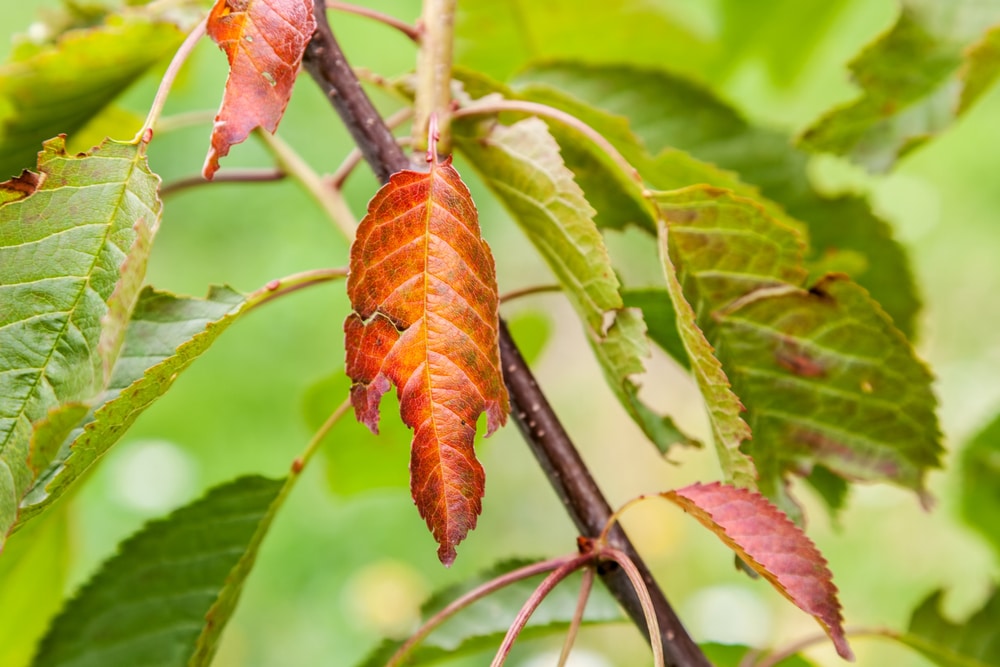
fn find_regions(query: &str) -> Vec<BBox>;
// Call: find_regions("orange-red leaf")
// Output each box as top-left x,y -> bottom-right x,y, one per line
202,0 -> 316,178
344,159 -> 509,566
663,482 -> 853,660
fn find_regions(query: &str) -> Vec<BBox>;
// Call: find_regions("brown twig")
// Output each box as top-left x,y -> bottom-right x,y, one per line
325,1 -> 421,43
160,168 -> 286,197
301,3 -> 709,665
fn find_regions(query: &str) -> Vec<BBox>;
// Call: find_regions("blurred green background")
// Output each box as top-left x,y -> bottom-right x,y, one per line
2,1 -> 998,665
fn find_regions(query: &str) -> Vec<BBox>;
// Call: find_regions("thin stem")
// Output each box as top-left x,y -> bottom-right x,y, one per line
136,17 -> 208,145
599,547 -> 665,667
454,99 -> 644,188
412,0 -> 457,153
598,494 -> 651,545
329,107 -> 413,189
291,398 -> 352,475
252,129 -> 358,237
160,168 -> 286,198
244,267 -> 348,312
326,1 -> 420,42
557,565 -> 596,667
750,627 -> 897,667
500,284 -> 562,303
490,553 -> 596,667
385,554 -> 587,667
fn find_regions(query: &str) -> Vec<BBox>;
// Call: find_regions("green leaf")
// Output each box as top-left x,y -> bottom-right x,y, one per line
357,559 -> 625,666
0,506 -> 69,667
701,642 -> 816,667
961,413 -> 1000,557
17,286 -> 248,528
960,24 -> 1000,114
654,186 -> 942,515
512,61 -> 921,338
621,288 -> 688,369
800,4 -> 1000,170
453,0 -> 710,82
897,588 -> 1000,667
0,14 -> 184,178
31,475 -> 286,667
654,197 -> 757,489
455,117 -> 695,453
0,136 -> 160,543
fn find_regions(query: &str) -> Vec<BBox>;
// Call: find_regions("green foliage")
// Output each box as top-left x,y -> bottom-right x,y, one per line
800,2 -> 1000,170
0,137 -> 160,544
961,413 -> 1000,557
17,286 -> 248,528
0,13 -> 184,178
31,475 -> 285,667
898,589 -> 1000,667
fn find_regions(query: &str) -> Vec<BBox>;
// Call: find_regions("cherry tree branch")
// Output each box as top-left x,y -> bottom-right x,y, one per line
301,3 -> 709,665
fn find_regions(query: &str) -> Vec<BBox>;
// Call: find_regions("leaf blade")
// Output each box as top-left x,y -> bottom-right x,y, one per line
898,589 -> 1000,667
203,0 -> 316,178
663,482 -> 852,660
0,137 -> 161,543
30,475 -> 286,667
344,161 -> 509,565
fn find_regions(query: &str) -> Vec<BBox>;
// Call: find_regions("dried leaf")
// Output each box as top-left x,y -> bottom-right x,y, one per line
663,482 -> 853,660
203,0 -> 316,178
345,159 -> 509,566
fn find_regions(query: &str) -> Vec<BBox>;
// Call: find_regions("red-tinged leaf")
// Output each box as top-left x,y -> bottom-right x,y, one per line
344,158 -> 510,566
662,482 -> 853,661
202,0 -> 316,178
0,170 -> 40,205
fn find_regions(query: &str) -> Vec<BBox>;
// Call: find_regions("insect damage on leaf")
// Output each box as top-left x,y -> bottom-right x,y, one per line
202,0 -> 316,178
344,157 -> 509,566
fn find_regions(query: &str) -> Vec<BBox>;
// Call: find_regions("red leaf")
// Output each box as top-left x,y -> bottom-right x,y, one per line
344,158 -> 510,566
663,482 -> 853,660
202,0 -> 316,178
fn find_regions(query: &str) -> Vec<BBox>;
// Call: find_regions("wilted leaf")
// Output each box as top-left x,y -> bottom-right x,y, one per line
31,476 -> 286,667
357,559 -> 624,667
654,187 -> 941,515
961,413 -> 1000,558
17,287 -> 248,528
513,61 -> 921,338
663,482 -> 852,660
344,159 -> 509,565
454,117 -> 695,453
203,0 -> 317,178
0,14 -> 184,178
0,137 -> 160,545
800,3 -> 1000,170
898,588 -> 1000,667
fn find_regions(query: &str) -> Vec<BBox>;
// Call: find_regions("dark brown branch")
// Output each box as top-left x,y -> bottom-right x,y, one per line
301,3 -> 709,665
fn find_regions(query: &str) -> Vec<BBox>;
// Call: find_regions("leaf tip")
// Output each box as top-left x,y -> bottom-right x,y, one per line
437,544 -> 457,567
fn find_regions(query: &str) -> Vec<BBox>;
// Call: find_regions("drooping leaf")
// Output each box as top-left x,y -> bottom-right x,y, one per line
31,475 -> 286,667
17,286 -> 248,528
655,202 -> 757,489
897,588 -> 1000,667
454,117 -> 695,453
0,136 -> 160,544
653,187 -> 941,515
961,413 -> 1000,558
0,14 -> 184,178
357,559 -> 624,667
800,3 -> 1000,170
344,159 -> 509,566
513,61 -> 921,338
662,482 -> 852,660
203,0 -> 317,178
